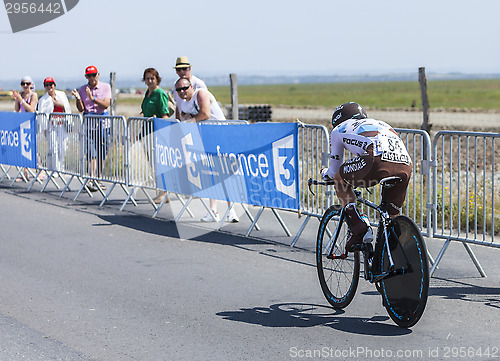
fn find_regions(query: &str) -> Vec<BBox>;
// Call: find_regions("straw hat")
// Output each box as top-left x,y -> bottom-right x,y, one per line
174,56 -> 191,69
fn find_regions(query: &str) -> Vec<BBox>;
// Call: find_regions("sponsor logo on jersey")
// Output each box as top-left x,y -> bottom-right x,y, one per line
343,138 -> 369,150
381,151 -> 411,165
342,156 -> 367,174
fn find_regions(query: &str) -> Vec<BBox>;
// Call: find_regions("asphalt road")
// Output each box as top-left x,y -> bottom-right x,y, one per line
1,183 -> 499,361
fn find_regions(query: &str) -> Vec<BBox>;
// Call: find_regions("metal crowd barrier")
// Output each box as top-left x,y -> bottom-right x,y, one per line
13,112 -> 49,186
395,129 -> 433,236
204,120 -> 278,235
168,120 -> 268,235
74,114 -> 130,205
127,117 -> 158,190
124,117 -> 157,210
32,112 -> 85,193
0,163 -> 18,184
125,117 -> 189,212
1,113 -> 50,187
298,122 -> 332,218
289,122 -> 331,246
430,130 -> 500,276
2,111 -> 500,277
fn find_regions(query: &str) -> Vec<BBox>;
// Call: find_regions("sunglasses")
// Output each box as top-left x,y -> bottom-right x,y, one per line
176,67 -> 190,71
85,73 -> 98,78
175,86 -> 190,92
21,82 -> 31,86
44,82 -> 55,87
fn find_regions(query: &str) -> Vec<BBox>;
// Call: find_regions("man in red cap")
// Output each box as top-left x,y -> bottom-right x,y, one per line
71,66 -> 111,115
71,66 -> 112,191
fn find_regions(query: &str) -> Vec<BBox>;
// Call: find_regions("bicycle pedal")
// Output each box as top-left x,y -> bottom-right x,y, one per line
371,272 -> 389,283
327,253 -> 348,260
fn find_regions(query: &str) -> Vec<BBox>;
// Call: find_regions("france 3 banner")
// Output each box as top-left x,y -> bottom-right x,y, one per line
154,120 -> 300,210
0,112 -> 37,168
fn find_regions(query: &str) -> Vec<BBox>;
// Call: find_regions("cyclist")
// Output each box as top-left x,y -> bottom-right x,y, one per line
321,102 -> 412,252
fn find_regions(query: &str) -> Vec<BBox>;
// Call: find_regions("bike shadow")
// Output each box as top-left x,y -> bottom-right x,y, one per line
216,303 -> 411,336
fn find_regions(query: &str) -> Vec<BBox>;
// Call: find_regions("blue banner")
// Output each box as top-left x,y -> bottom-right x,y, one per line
0,112 -> 37,168
154,120 -> 300,210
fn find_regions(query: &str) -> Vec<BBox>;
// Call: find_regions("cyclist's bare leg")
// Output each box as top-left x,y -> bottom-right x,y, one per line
333,172 -> 356,206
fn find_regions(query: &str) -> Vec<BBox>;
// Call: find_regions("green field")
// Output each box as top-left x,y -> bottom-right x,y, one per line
208,79 -> 500,110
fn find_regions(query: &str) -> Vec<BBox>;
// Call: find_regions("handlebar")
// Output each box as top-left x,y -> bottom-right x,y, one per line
307,178 -> 335,196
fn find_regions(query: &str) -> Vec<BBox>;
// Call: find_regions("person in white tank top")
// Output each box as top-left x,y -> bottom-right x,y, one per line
174,77 -> 239,223
175,78 -> 226,122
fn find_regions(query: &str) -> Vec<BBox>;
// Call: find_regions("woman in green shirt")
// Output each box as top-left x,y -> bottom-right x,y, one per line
141,68 -> 175,204
141,68 -> 174,118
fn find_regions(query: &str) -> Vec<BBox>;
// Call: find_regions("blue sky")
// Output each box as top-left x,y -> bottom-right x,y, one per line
1,0 -> 499,85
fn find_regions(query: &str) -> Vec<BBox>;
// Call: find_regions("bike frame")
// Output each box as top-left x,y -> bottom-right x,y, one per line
310,177 -> 429,327
353,191 -> 396,279
308,177 -> 412,283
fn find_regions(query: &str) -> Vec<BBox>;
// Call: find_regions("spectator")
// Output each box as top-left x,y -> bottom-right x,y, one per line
175,77 -> 239,223
172,56 -> 207,120
13,76 -> 38,113
12,76 -> 38,181
37,77 -> 72,172
71,65 -> 111,191
175,78 -> 225,122
141,67 -> 174,119
140,67 -> 174,204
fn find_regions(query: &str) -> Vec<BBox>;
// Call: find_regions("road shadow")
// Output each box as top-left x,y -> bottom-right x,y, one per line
97,214 -> 275,247
96,214 -> 316,269
428,278 -> 500,309
216,303 -> 411,336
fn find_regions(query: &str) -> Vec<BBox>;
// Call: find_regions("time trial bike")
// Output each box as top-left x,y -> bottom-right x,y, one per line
308,176 -> 429,328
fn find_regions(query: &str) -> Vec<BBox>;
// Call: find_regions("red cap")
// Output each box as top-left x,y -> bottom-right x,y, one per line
43,77 -> 56,85
85,65 -> 98,75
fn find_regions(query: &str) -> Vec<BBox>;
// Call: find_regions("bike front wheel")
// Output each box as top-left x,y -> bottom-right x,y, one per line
316,205 -> 360,309
378,215 -> 429,328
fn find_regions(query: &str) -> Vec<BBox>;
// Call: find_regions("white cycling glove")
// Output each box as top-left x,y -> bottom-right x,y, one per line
320,168 -> 332,181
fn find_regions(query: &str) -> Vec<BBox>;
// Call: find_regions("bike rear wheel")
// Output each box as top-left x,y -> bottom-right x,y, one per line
316,205 -> 360,309
378,215 -> 429,328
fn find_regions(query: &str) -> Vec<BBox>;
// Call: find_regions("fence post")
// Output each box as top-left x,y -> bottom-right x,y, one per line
230,73 -> 238,120
418,67 -> 431,133
110,72 -> 117,116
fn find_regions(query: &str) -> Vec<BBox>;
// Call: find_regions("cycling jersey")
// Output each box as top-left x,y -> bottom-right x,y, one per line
322,118 -> 411,180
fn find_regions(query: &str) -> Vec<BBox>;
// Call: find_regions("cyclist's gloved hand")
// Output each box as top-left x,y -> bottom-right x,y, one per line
320,167 -> 332,181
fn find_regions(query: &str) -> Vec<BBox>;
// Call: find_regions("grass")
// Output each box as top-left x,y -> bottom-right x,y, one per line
104,79 -> 500,111
208,79 -> 500,110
